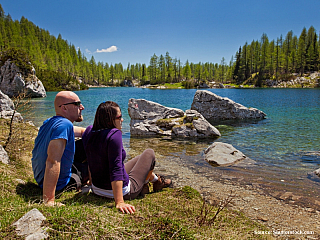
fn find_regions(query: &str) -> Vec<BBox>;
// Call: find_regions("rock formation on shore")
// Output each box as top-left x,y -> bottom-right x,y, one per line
128,98 -> 221,138
191,90 -> 266,121
265,72 -> 320,88
0,60 -> 46,98
0,90 -> 23,122
0,144 -> 9,164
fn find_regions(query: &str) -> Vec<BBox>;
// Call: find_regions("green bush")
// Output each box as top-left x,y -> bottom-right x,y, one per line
0,47 -> 33,75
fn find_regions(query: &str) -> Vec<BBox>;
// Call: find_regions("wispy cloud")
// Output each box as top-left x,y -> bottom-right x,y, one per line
96,46 -> 118,53
85,49 -> 92,54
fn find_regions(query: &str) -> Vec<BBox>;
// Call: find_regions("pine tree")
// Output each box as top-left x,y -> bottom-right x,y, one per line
297,27 -> 307,75
260,33 -> 269,77
183,60 -> 191,80
305,26 -> 318,71
233,47 -> 241,84
283,30 -> 293,73
165,52 -> 173,83
110,64 -> 115,85
158,54 -> 166,83
148,54 -> 158,84
0,4 -> 4,19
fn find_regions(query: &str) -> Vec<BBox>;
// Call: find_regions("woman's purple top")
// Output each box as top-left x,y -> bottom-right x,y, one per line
82,125 -> 129,190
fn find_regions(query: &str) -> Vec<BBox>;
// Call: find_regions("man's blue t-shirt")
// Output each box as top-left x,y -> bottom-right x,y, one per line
32,116 -> 75,191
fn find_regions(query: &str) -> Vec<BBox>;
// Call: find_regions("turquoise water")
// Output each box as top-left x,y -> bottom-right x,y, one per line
27,87 -> 320,199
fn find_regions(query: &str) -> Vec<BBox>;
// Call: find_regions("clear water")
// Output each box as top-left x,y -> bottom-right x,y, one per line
26,87 -> 320,204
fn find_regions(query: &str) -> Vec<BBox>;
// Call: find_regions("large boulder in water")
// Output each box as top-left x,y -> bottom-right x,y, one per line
191,90 -> 266,121
204,142 -> 254,166
128,99 -> 221,138
0,60 -> 46,98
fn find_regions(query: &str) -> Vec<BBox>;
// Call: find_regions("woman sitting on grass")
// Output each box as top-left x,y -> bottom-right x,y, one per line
82,101 -> 172,214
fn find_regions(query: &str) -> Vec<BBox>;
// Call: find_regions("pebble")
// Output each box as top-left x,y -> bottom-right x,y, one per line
257,216 -> 268,222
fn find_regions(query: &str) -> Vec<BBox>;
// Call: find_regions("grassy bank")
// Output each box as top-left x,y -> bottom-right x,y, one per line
0,119 -> 271,239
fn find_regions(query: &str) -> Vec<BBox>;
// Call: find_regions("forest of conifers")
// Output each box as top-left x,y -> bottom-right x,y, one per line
0,4 -> 319,90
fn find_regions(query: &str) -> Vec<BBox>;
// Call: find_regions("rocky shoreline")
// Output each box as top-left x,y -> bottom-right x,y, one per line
125,133 -> 320,239
153,153 -> 320,239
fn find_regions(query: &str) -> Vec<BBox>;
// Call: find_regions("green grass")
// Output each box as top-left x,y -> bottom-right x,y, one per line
226,83 -> 255,88
164,82 -> 184,89
0,119 -> 272,239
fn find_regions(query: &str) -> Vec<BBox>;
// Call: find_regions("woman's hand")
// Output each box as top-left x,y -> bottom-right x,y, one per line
116,202 -> 136,214
112,180 -> 136,214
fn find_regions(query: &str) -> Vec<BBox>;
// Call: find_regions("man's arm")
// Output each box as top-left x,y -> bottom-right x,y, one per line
74,126 -> 86,138
42,138 -> 66,206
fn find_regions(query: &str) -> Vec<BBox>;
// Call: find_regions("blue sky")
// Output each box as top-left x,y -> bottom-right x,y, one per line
1,0 -> 320,66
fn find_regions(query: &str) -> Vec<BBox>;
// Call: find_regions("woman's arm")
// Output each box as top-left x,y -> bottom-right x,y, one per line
111,180 -> 135,214
108,130 -> 135,213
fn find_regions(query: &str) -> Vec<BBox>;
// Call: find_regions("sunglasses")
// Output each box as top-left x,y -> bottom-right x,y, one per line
115,115 -> 122,120
59,101 -> 82,107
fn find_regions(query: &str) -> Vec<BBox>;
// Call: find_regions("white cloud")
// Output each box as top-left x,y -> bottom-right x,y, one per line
96,46 -> 118,53
85,49 -> 92,54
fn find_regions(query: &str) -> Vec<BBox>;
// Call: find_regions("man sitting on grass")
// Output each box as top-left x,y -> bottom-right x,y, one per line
31,91 -> 87,206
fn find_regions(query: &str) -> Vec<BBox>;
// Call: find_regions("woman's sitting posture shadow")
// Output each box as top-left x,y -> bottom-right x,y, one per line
82,101 -> 172,214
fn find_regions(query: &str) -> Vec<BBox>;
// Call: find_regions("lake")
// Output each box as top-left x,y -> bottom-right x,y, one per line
26,87 -> 320,204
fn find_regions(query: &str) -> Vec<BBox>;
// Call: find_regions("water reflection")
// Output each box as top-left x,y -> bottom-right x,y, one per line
126,136 -> 213,160
210,118 -> 269,128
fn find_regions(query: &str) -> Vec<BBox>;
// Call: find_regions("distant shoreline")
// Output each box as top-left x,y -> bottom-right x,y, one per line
85,85 -> 319,90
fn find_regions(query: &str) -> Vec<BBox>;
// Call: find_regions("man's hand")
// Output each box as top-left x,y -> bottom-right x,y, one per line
44,200 -> 65,207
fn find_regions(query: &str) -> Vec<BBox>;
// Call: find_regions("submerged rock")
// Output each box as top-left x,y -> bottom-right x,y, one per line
314,168 -> 320,177
204,142 -> 252,166
128,99 -> 221,138
191,90 -> 266,121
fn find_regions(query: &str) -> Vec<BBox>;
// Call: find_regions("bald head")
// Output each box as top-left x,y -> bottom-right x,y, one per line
54,91 -> 84,122
54,91 -> 79,113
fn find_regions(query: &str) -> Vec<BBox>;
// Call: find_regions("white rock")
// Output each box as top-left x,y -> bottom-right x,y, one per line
12,208 -> 48,238
204,142 -> 250,166
314,168 -> 320,177
191,90 -> 266,120
128,99 -> 220,138
0,144 -> 9,164
0,90 -> 23,122
0,60 -> 46,98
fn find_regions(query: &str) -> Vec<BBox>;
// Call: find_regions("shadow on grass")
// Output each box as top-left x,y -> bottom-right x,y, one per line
15,181 -> 157,208
62,187 -> 157,207
14,181 -> 113,207
64,191 -> 115,207
15,181 -> 42,204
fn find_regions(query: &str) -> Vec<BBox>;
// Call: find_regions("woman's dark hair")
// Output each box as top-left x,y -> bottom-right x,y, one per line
92,101 -> 120,130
